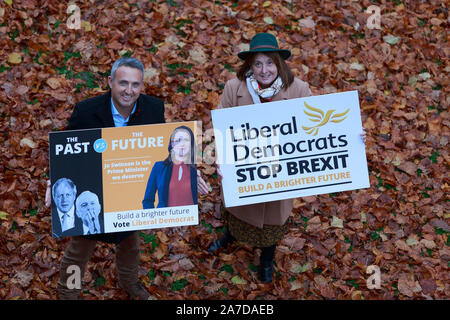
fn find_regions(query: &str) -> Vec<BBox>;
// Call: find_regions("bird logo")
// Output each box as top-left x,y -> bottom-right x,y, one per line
301,102 -> 350,136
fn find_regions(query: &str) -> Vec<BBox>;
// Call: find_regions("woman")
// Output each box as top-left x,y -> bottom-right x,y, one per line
208,33 -> 313,283
142,126 -> 208,208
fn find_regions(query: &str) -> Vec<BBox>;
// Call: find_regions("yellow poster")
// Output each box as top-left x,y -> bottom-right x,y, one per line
49,121 -> 200,237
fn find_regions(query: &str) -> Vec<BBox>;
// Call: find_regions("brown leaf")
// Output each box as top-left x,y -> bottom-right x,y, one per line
8,52 -> 22,64
178,258 -> 195,271
46,78 -> 61,90
396,161 -> 417,176
398,273 -> 422,297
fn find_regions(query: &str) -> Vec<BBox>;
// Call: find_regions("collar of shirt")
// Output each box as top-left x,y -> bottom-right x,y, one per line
111,99 -> 137,127
58,205 -> 75,232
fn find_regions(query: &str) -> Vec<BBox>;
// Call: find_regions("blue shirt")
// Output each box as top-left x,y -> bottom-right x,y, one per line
111,99 -> 136,127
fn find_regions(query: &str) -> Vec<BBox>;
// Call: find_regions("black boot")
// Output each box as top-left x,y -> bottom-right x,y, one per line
208,228 -> 235,253
258,245 -> 276,283
258,261 -> 274,283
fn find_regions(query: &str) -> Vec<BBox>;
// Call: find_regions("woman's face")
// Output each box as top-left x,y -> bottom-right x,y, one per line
171,129 -> 191,161
251,53 -> 278,88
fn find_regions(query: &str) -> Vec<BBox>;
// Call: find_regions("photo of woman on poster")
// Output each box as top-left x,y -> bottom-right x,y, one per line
142,125 -> 203,209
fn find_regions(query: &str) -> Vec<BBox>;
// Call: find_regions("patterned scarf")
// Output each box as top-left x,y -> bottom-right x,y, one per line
246,72 -> 283,104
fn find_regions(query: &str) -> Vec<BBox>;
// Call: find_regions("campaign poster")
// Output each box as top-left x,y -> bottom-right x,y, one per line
49,121 -> 201,238
211,90 -> 369,208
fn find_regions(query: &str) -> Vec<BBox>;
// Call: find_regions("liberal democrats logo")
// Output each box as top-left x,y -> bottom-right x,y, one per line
302,102 -> 350,136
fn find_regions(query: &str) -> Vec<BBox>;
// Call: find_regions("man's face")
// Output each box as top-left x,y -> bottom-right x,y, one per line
54,183 -> 76,213
78,194 -> 101,219
108,66 -> 144,112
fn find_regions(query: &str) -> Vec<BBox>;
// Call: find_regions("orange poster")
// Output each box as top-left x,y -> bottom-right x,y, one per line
49,121 -> 200,237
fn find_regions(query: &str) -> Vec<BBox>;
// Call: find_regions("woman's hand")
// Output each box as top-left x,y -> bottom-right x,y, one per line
360,129 -> 367,144
197,170 -> 210,194
216,163 -> 223,181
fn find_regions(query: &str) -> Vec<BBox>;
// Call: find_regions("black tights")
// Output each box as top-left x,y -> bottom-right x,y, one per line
260,244 -> 276,264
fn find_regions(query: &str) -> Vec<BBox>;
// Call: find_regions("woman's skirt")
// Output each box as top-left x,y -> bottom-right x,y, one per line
225,211 -> 289,248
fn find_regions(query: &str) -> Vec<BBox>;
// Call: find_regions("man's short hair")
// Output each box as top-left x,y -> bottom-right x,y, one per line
52,178 -> 76,197
110,57 -> 144,81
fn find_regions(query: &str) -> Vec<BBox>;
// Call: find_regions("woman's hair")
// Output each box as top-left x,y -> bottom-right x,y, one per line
236,51 -> 294,88
163,126 -> 196,167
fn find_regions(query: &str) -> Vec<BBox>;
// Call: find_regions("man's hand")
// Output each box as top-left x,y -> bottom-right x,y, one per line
76,203 -> 101,234
45,180 -> 51,207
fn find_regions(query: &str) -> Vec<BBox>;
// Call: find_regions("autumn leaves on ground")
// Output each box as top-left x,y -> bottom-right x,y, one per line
0,0 -> 448,300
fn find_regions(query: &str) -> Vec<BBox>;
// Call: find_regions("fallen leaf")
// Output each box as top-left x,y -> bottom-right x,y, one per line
0,211 -> 8,220
383,34 -> 400,45
20,138 -> 37,149
231,275 -> 246,285
398,274 -> 422,297
263,17 -> 274,24
157,231 -> 169,244
8,52 -> 22,64
13,271 -> 34,287
406,236 -> 419,246
82,20 -> 92,32
395,240 -> 410,252
289,280 -> 303,291
350,62 -> 365,71
190,47 -> 207,64
179,258 -> 195,271
153,244 -> 167,260
15,85 -> 29,95
420,239 -> 436,249
46,78 -> 61,90
331,216 -> 343,228
298,17 -> 316,29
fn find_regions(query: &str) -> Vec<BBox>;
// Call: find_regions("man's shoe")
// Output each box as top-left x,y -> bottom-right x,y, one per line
57,283 -> 81,300
120,281 -> 150,300
208,239 -> 224,253
258,261 -> 274,283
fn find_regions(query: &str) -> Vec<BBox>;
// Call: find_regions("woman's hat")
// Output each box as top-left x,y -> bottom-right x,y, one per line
238,33 -> 291,60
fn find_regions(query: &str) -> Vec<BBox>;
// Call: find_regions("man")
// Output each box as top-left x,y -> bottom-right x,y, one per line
75,191 -> 102,235
52,178 -> 83,238
54,57 -> 165,300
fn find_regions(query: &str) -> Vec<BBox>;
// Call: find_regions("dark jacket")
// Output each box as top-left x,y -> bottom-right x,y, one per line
67,91 -> 165,130
67,91 -> 165,244
52,206 -> 84,238
142,161 -> 198,209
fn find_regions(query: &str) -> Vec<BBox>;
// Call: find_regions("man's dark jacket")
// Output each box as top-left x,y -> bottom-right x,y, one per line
52,206 -> 84,239
66,91 -> 165,244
